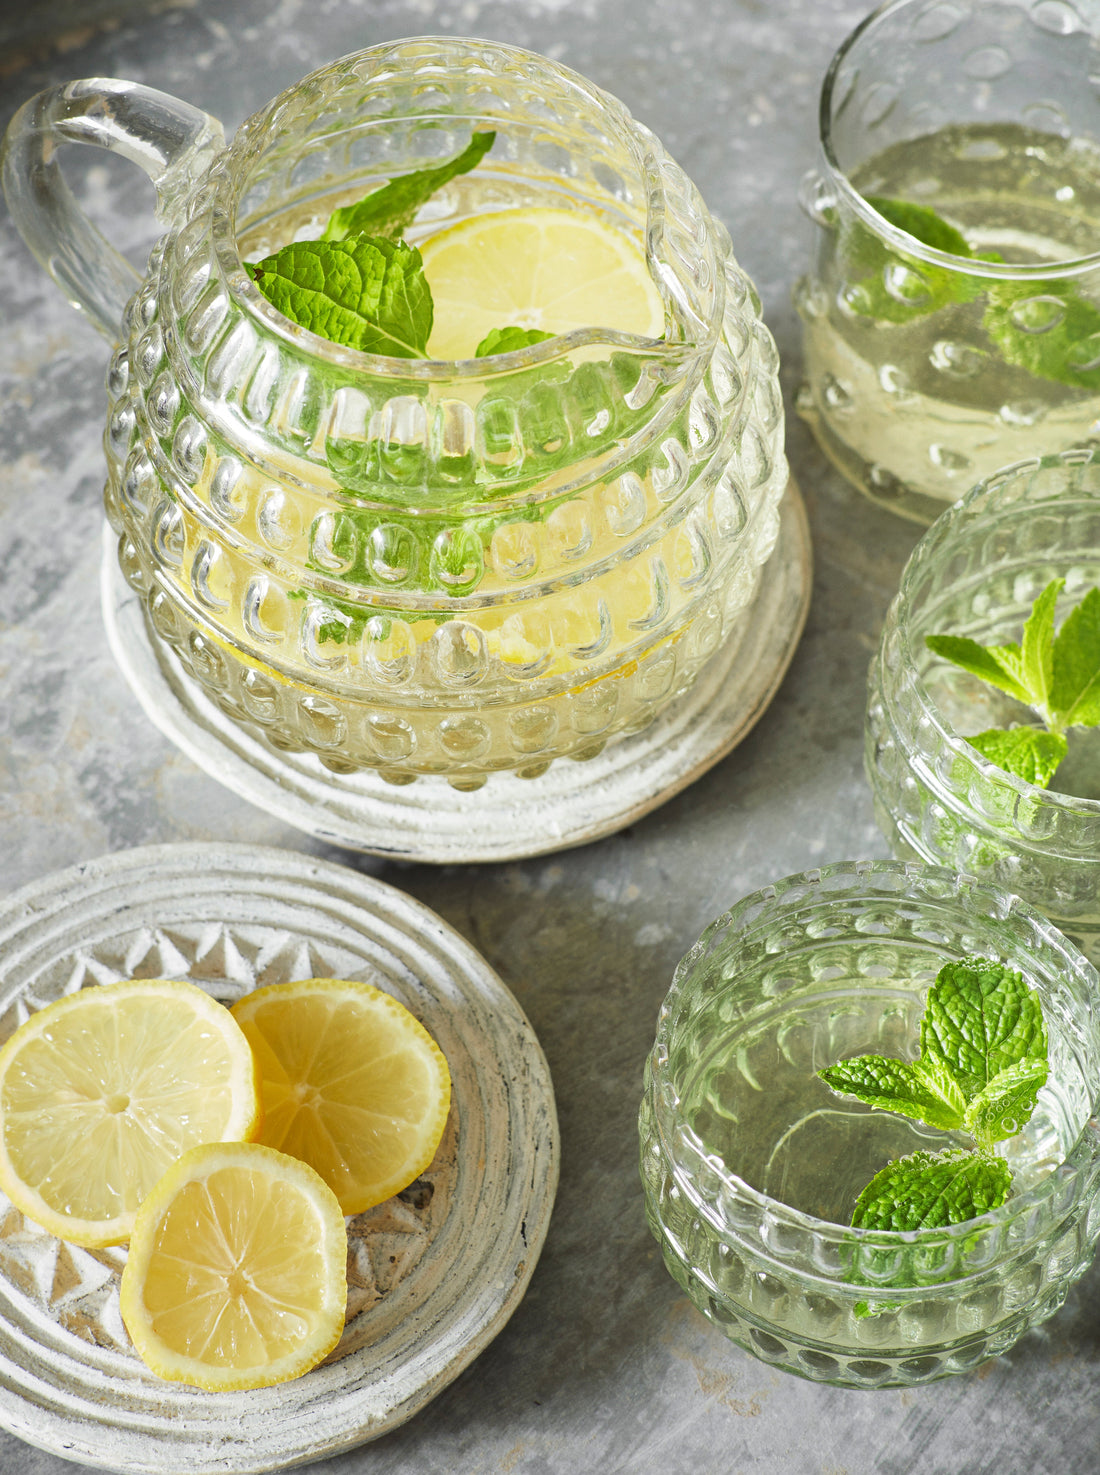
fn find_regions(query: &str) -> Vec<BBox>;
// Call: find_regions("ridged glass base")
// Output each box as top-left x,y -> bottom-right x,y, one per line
101,483 -> 811,863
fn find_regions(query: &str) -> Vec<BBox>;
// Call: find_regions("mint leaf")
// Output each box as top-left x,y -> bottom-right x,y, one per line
838,196 -> 979,324
924,633 -> 1032,705
868,197 -> 972,257
1051,586 -> 1100,729
249,237 -> 432,356
1019,577 -> 1062,718
964,1058 -> 1049,1147
476,326 -> 555,356
850,1149 -> 1012,1231
983,278 -> 1100,391
323,131 -> 495,242
967,726 -> 1067,788
817,1055 -> 965,1132
921,958 -> 1047,1102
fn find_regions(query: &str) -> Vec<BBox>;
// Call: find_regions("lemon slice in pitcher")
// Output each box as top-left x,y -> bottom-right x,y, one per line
420,207 -> 665,359
120,1141 -> 347,1390
0,979 -> 261,1247
230,978 -> 451,1215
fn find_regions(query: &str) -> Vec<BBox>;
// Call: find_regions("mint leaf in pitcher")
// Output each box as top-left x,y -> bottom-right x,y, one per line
475,325 -> 555,356
248,237 -> 432,355
323,131 -> 496,242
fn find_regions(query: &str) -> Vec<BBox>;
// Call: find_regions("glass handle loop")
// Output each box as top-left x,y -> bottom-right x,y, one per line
1,78 -> 226,341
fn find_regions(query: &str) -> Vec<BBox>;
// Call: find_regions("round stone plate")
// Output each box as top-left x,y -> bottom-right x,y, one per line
0,844 -> 558,1474
102,482 -> 811,864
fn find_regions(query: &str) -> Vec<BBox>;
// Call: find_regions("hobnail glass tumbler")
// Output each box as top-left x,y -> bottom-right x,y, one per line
795,0 -> 1100,525
2,38 -> 788,788
639,861 -> 1100,1388
867,449 -> 1100,965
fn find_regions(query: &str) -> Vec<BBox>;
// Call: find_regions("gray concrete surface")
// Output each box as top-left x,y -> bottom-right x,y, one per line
0,1 -> 1096,1472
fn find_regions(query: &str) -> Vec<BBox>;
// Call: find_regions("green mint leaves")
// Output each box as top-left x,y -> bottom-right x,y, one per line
843,193 -> 1100,389
927,579 -> 1100,787
870,197 -> 972,258
850,1149 -> 1013,1232
921,957 -> 1048,1109
839,195 -> 995,324
818,956 -> 1048,1232
966,728 -> 1067,789
248,238 -> 433,356
475,325 -> 555,356
247,131 -> 495,355
983,278 -> 1100,392
322,131 -> 495,243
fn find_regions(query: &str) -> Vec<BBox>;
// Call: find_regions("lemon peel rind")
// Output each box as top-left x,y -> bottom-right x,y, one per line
230,977 -> 452,1216
0,979 -> 262,1249
119,1140 -> 347,1391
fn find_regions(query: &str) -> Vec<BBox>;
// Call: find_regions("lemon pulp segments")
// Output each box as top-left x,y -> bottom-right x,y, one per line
120,1141 -> 347,1390
419,206 -> 665,359
0,979 -> 260,1247
231,978 -> 451,1215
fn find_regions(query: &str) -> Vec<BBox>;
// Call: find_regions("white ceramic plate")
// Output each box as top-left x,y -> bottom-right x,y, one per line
0,844 -> 558,1473
102,483 -> 811,863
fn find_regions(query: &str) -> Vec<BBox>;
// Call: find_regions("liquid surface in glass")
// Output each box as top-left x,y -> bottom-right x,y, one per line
802,122 -> 1100,508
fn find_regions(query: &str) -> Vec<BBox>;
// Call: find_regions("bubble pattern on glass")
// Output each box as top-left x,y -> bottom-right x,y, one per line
638,861 -> 1100,1388
795,0 -> 1100,522
866,452 -> 1100,962
102,42 -> 787,784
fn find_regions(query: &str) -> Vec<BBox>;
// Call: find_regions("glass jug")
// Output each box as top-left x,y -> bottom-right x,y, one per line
3,37 -> 789,789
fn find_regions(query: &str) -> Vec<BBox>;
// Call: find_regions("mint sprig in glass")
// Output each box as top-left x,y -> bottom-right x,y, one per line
819,957 -> 1048,1231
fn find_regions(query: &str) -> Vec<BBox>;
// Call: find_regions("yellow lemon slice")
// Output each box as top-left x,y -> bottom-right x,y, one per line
120,1141 -> 347,1390
420,207 -> 665,359
230,979 -> 451,1215
0,979 -> 261,1247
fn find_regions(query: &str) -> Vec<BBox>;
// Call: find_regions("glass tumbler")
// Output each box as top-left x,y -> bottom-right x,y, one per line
867,448 -> 1100,965
2,38 -> 788,789
639,861 -> 1100,1388
796,0 -> 1100,524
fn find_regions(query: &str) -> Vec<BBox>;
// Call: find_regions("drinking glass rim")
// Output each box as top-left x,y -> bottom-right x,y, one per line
818,0 -> 1100,281
206,35 -> 703,379
647,859 -> 1100,1255
892,449 -> 1100,818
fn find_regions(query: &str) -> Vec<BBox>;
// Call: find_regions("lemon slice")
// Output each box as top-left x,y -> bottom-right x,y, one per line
230,979 -> 451,1215
120,1141 -> 347,1390
420,206 -> 665,359
0,979 -> 261,1247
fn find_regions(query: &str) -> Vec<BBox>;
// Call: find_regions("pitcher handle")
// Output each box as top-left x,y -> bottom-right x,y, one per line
1,78 -> 225,341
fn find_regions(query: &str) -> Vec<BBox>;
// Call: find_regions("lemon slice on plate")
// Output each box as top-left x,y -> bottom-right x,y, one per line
0,979 -> 261,1247
420,206 -> 665,359
230,978 -> 451,1215
120,1141 -> 347,1390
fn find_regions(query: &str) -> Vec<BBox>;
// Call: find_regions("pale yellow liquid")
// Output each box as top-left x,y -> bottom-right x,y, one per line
800,124 -> 1100,516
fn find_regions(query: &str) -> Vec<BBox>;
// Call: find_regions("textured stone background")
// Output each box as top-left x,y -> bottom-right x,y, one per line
0,1 -> 1097,1472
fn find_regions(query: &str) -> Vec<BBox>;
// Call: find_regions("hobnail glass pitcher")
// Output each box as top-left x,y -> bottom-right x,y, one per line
3,37 -> 788,789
